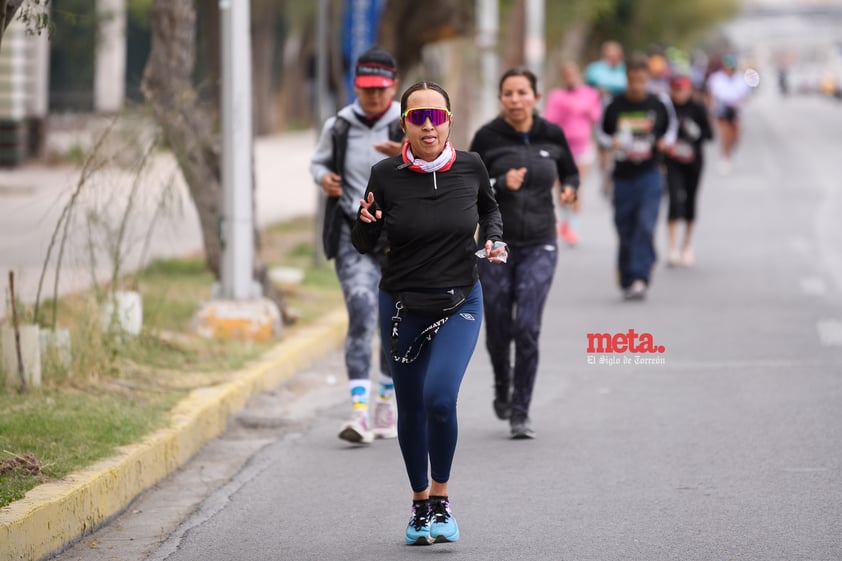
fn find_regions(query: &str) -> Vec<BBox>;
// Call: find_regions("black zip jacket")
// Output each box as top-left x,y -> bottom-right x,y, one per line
664,98 -> 713,167
468,116 -> 579,247
351,150 -> 503,293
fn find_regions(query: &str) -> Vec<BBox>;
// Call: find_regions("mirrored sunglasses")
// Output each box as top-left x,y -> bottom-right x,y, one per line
402,107 -> 451,126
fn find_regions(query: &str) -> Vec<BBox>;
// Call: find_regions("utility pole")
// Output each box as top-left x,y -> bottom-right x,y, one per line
94,0 -> 127,113
476,0 -> 499,128
524,0 -> 545,82
313,0 -> 329,266
219,0 -> 255,300
193,1 -> 280,341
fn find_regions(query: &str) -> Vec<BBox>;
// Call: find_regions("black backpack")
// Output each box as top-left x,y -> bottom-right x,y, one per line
322,115 -> 403,259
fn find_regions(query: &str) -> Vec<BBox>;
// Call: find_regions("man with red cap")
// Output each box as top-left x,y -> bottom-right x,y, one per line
310,46 -> 404,445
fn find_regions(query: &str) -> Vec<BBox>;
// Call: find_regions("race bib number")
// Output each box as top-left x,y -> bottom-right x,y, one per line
670,140 -> 695,164
626,139 -> 653,162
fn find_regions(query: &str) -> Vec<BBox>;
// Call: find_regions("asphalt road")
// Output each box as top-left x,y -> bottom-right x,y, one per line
50,71 -> 842,561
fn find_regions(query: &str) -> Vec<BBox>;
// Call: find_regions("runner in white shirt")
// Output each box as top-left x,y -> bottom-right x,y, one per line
706,54 -> 751,174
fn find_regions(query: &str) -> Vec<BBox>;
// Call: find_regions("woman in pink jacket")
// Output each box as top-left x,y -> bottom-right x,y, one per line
544,62 -> 602,246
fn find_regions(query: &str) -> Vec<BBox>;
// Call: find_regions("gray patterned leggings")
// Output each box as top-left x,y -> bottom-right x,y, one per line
334,221 -> 389,380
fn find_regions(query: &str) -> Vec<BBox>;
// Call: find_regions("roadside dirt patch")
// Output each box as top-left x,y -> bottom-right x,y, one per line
0,452 -> 46,477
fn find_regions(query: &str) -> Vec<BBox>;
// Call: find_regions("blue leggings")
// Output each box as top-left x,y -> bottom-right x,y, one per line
378,281 -> 483,492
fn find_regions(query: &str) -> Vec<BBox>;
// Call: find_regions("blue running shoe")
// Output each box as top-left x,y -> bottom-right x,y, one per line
429,496 -> 459,543
405,500 -> 433,545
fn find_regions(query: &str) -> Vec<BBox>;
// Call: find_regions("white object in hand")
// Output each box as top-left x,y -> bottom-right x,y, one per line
475,241 -> 509,263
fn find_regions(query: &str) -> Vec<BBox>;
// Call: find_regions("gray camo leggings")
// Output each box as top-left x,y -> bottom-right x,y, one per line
334,221 -> 389,380
478,242 -> 558,417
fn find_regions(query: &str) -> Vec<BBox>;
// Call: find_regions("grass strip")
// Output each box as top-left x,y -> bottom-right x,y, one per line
0,389 -> 179,507
0,218 -> 342,508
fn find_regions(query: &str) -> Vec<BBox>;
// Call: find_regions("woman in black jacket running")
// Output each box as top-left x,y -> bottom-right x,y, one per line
352,81 -> 506,546
469,67 -> 579,439
664,75 -> 713,267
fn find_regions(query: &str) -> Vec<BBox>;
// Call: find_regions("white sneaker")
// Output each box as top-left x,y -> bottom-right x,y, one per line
718,159 -> 732,175
666,248 -> 681,267
681,247 -> 695,267
338,411 -> 373,444
623,279 -> 647,301
372,400 -> 398,439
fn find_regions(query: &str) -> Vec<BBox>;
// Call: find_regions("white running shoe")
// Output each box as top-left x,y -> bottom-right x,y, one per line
623,279 -> 647,301
718,159 -> 732,176
666,248 -> 681,267
338,411 -> 374,444
681,247 -> 695,267
372,400 -> 398,439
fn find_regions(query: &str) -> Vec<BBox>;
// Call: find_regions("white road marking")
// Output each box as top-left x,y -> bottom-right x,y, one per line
787,237 -> 813,254
816,319 -> 842,346
800,276 -> 828,296
659,358 -> 836,370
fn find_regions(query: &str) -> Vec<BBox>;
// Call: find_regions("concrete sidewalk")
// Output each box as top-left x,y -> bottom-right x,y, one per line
0,127 -> 321,319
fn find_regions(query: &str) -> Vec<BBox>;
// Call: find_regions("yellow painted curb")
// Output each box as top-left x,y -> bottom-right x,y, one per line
0,309 -> 348,561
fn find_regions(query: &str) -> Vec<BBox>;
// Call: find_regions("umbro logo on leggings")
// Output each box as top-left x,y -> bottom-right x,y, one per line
460,313 -> 476,321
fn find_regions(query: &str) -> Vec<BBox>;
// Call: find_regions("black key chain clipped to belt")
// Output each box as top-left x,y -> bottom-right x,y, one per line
390,300 -> 449,364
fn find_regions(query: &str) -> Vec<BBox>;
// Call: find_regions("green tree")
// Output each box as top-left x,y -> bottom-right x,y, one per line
588,0 -> 739,56
126,0 -> 151,23
48,0 -> 96,111
492,0 -> 737,88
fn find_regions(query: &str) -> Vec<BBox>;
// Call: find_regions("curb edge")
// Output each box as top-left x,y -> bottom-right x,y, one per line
0,308 -> 348,561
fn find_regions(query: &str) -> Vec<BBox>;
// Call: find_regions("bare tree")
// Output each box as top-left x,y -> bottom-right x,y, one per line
502,0 -> 526,69
142,1 -> 221,275
198,0 -> 221,118
378,0 -> 473,74
252,0 -> 280,135
142,0 -> 292,324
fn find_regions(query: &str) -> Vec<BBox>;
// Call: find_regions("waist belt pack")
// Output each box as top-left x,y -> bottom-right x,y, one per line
396,289 -> 467,317
389,287 -> 468,364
